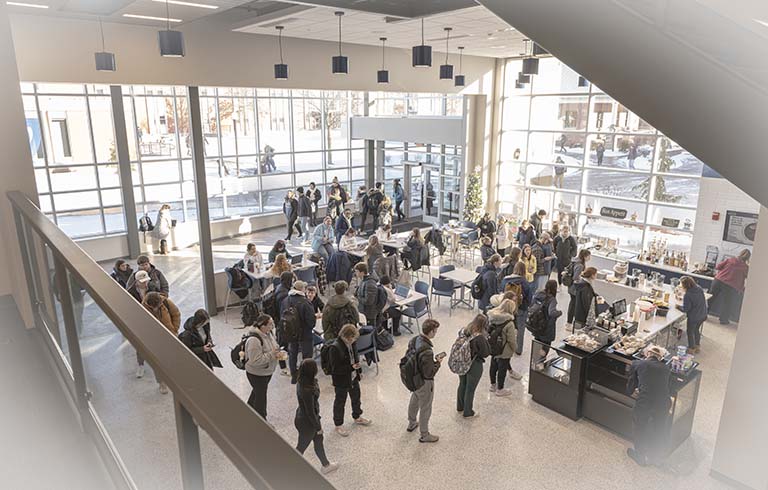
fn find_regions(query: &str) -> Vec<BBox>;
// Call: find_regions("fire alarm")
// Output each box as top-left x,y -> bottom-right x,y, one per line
712,212 -> 720,221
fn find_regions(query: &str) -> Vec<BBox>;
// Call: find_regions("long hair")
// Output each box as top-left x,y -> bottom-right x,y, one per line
271,254 -> 292,276
465,313 -> 489,336
297,359 -> 319,391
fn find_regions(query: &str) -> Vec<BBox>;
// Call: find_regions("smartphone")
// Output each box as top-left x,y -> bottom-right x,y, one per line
436,352 -> 447,360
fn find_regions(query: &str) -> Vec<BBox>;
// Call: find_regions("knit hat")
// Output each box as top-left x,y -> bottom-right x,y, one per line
135,271 -> 150,284
293,281 -> 307,292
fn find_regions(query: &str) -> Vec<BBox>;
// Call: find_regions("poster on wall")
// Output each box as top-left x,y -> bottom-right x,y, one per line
722,210 -> 759,245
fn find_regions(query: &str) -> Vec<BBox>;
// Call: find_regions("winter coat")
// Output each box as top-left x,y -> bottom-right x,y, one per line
379,203 -> 393,227
126,265 -> 169,297
365,189 -> 383,213
335,215 -> 353,244
178,316 -> 223,369
393,184 -> 405,204
306,187 -> 322,208
478,263 -> 500,311
295,382 -> 323,432
142,296 -> 181,335
111,266 -> 133,289
280,292 -> 316,341
533,290 -> 561,343
425,229 -> 446,255
244,327 -> 280,376
567,258 -> 586,295
553,234 -> 578,270
355,275 -> 381,324
487,309 -> 516,359
268,247 -> 291,264
480,244 -> 496,263
328,338 -> 360,388
477,218 -> 496,238
500,274 -> 534,310
326,251 -> 353,284
311,223 -> 335,252
628,358 -> 672,412
321,294 -> 360,341
283,198 -> 298,222
374,254 -> 401,284
406,335 -> 440,381
365,244 -> 385,274
297,194 -> 312,218
530,213 -> 544,238
573,279 -> 597,325
714,257 -> 749,292
496,223 -> 512,251
521,255 -> 537,282
153,209 -> 173,240
516,226 -> 536,248
679,285 -> 708,324
403,237 -> 424,271
532,241 -> 554,277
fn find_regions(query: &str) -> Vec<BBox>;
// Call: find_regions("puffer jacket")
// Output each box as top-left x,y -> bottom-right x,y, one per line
573,278 -> 597,325
532,290 -> 562,343
244,327 -> 280,376
478,263 -> 500,312
326,251 -> 353,284
532,242 -> 554,276
142,296 -> 181,335
355,275 -> 380,324
487,309 -> 516,359
321,294 -> 360,341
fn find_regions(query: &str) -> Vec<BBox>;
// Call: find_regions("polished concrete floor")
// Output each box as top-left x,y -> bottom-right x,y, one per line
84,227 -> 736,490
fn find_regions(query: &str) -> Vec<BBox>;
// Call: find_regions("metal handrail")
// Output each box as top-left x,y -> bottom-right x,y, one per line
8,191 -> 335,490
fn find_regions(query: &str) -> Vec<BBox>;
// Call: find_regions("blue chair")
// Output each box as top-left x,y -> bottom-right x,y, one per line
402,297 -> 429,334
295,266 -> 317,285
415,280 -> 432,317
355,329 -> 379,375
439,264 -> 463,290
431,277 -> 457,316
224,267 -> 253,324
475,266 -> 483,274
458,230 -> 480,266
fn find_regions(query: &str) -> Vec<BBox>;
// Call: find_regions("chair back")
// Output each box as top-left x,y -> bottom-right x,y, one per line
356,330 -> 375,354
439,264 -> 455,275
460,220 -> 476,229
412,298 -> 428,316
415,280 -> 429,296
225,267 -> 235,288
432,277 -> 454,293
295,267 -> 317,284
468,230 -> 479,242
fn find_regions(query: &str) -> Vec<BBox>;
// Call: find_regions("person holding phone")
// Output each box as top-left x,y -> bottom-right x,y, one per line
294,359 -> 339,474
328,324 -> 372,437
178,309 -> 222,371
245,314 -> 286,420
405,319 -> 442,443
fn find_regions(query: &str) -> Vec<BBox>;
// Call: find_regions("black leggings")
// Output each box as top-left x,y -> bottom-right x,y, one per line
295,422 -> 330,466
246,373 -> 271,419
287,219 -> 301,239
489,357 -> 511,389
567,293 -> 577,324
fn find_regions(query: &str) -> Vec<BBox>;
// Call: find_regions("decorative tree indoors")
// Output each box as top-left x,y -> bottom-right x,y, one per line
463,170 -> 484,222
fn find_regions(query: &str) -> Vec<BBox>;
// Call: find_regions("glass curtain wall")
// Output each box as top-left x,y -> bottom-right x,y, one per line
496,58 -> 704,253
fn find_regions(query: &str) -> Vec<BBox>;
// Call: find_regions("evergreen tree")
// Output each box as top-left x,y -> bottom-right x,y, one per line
463,171 -> 483,222
633,138 -> 681,203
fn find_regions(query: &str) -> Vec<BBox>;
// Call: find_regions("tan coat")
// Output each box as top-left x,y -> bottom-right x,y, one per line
142,297 -> 181,335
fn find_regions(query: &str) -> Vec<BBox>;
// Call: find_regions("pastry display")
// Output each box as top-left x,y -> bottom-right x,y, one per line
612,335 -> 647,356
564,333 -> 602,353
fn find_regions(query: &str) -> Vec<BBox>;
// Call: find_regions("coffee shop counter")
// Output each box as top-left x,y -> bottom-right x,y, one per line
588,250 -> 714,289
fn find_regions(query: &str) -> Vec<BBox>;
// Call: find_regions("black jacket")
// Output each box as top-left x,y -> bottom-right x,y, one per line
126,265 -> 169,296
478,263 -> 499,311
530,213 -> 543,237
469,334 -> 491,363
553,234 -> 578,269
328,338 -> 360,388
573,279 -> 597,324
533,290 -> 562,343
628,358 -> 672,411
297,194 -> 312,218
306,188 -> 321,206
356,275 -> 380,324
268,247 -> 291,263
480,244 -> 496,263
295,383 -> 322,431
274,284 -> 291,320
283,198 -> 298,221
678,285 -> 708,324
111,267 -> 133,289
280,293 -> 316,341
178,317 -> 223,369
477,219 -> 496,238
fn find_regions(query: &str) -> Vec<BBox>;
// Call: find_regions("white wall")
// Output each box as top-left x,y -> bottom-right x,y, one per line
350,116 -> 465,146
690,176 -> 760,266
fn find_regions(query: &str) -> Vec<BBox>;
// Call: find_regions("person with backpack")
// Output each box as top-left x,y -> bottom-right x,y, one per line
500,261 -> 534,356
364,184 -> 384,234
531,232 -> 556,292
283,190 -> 301,241
140,292 -> 180,394
573,267 -> 603,329
453,314 -> 491,418
553,225 -> 578,286
294,358 -> 339,474
476,254 -> 502,313
110,259 -> 133,289
530,280 -> 562,359
306,182 -> 322,226
280,281 -> 316,384
178,309 -> 222,370
322,281 -> 360,341
328,324 -> 372,437
296,186 -> 313,244
402,319 -> 442,443
354,262 -> 385,327
242,314 -> 284,419
566,249 -> 592,327
487,298 -> 521,396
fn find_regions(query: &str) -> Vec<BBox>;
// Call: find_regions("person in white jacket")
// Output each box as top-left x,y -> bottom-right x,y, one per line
496,215 -> 512,257
245,314 -> 286,420
153,204 -> 173,254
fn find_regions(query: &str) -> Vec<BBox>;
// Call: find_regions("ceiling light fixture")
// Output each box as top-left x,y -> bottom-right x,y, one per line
150,0 -> 217,9
412,18 -> 432,68
521,40 -> 539,75
377,37 -> 389,84
158,0 -> 185,57
274,25 -> 288,80
123,13 -> 182,23
94,17 -> 116,72
578,75 -> 589,87
454,46 -> 465,87
515,81 -> 525,89
517,72 -> 530,84
439,27 -> 454,80
6,2 -> 49,8
331,11 -> 348,74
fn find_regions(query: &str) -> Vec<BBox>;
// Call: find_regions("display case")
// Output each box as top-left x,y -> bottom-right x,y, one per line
528,340 -> 594,420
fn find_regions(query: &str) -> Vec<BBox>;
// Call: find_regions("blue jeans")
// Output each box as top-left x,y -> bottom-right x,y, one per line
299,217 -> 311,238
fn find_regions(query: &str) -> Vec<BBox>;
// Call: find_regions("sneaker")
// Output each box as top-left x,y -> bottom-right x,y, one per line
354,417 -> 372,426
335,426 -> 350,437
509,369 -> 524,381
495,388 -> 513,397
462,412 -> 479,419
320,462 -> 339,475
280,369 -> 291,377
406,421 -> 419,433
158,383 -> 169,394
489,383 -> 497,393
419,433 -> 439,443
135,365 -> 145,379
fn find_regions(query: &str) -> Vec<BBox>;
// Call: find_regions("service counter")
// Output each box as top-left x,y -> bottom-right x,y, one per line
589,251 -> 714,290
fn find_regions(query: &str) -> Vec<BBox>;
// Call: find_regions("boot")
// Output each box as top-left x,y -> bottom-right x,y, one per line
160,239 -> 168,255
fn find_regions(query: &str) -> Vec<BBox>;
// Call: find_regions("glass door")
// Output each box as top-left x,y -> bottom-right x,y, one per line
422,165 -> 439,224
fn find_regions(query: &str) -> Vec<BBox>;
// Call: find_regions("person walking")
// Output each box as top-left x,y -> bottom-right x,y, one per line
322,281 -> 360,341
500,261 -> 534,356
596,140 -> 605,166
306,182 -> 322,226
566,249 -> 592,327
153,204 -> 173,255
529,209 -> 547,238
110,259 -> 133,289
531,232 -> 556,291
393,179 -> 405,221
311,215 -> 335,262
708,249 -> 750,325
272,270 -> 294,376
283,190 -> 301,241
677,276 -> 708,353
296,186 -> 312,243
140,292 -> 180,393
280,281 -> 316,384
405,319 -> 442,442
553,225 -> 578,286
378,195 -> 394,228
327,187 -> 343,220
532,280 -> 562,359
554,157 -> 566,188
294,359 -> 339,474
627,141 -> 638,170
245,314 -> 283,419
127,255 -> 169,297
495,216 -> 512,257
487,298 -> 520,396
329,324 -> 372,436
456,314 -> 491,418
366,184 -> 384,234
478,254 -> 502,313
178,309 -> 222,370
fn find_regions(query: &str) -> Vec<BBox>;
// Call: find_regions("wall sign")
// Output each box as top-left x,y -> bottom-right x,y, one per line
723,210 -> 759,246
661,217 -> 680,228
600,206 -> 628,219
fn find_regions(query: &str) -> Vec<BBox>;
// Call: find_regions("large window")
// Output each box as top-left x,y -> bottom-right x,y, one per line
496,57 -> 704,254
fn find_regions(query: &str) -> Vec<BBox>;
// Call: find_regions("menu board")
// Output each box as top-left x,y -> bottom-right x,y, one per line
723,210 -> 759,245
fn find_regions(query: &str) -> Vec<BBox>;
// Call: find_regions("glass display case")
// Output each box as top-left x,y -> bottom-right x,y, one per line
528,340 -> 592,420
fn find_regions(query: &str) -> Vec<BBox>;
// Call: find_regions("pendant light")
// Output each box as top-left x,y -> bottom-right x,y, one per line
412,18 -> 432,67
439,27 -> 454,80
532,42 -> 548,56
331,11 -> 348,74
517,72 -> 530,84
454,46 -> 465,86
515,81 -> 525,89
94,17 -> 116,71
578,75 -> 589,87
377,37 -> 389,84
274,26 -> 288,80
521,39 -> 538,75
158,0 -> 185,57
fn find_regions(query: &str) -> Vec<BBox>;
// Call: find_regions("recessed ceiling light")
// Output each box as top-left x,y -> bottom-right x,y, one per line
754,19 -> 768,28
123,13 -> 182,23
6,1 -> 49,8
151,0 -> 217,9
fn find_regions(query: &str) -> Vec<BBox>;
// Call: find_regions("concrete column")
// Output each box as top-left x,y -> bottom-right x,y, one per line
711,206 -> 768,489
110,86 -> 141,258
0,3 -> 38,326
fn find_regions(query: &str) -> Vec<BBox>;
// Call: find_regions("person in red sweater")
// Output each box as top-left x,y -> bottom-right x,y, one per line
709,249 -> 750,325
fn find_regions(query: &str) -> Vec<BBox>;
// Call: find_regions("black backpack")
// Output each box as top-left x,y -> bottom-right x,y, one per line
561,262 -> 576,287
470,273 -> 485,300
376,327 -> 395,351
375,284 -> 388,312
230,333 -> 261,370
320,340 -> 342,376
139,214 -> 154,232
399,344 -> 428,392
489,320 -> 510,357
280,304 -> 302,343
241,300 -> 260,327
262,291 -> 279,323
526,298 -> 549,337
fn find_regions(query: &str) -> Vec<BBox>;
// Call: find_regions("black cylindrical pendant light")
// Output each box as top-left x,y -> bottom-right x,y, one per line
454,46 -> 465,87
94,18 -> 116,71
532,42 -> 548,56
377,37 -> 389,84
515,81 -> 525,89
439,27 -> 454,80
521,57 -> 539,75
274,25 -> 288,80
158,0 -> 185,57
331,11 -> 348,74
517,72 -> 530,84
578,75 -> 589,87
412,18 -> 432,67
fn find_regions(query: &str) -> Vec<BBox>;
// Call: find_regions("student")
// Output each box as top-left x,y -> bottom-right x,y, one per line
354,262 -> 380,327
379,195 -> 394,228
500,261 -> 534,356
405,319 -> 442,443
338,228 -> 359,252
476,213 -> 496,239
243,243 -> 263,273
357,185 -> 370,232
531,232 -> 555,291
567,249 -> 592,327
521,244 -> 537,283
294,359 -> 339,474
532,280 -> 562,358
306,285 -> 325,318
268,240 -> 292,263
335,208 -> 354,246
478,254 -> 502,313
364,236 -> 384,274
365,184 -> 384,233
709,249 -> 750,325
573,267 -> 602,329
487,298 -> 520,396
393,178 -> 405,221
456,314 -> 491,418
376,223 -> 392,242
379,276 -> 403,336
153,203 -> 173,255
627,345 -> 671,467
245,314 -> 283,419
283,190 -> 301,241
499,246 -> 522,279
479,236 -> 496,263
273,271 -> 294,376
322,281 -> 360,341
140,292 -> 180,393
178,309 -> 222,370
110,259 -> 133,289
268,254 -> 293,279
280,281 -> 316,384
402,228 -> 424,270
329,324 -> 372,436
677,276 -> 708,354
306,182 -> 322,226
127,255 -> 169,297
296,186 -> 312,242
495,216 -> 512,257
530,209 -> 547,238
553,226 -> 578,286
311,215 -> 336,262
516,219 -> 536,248
327,187 -> 343,219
